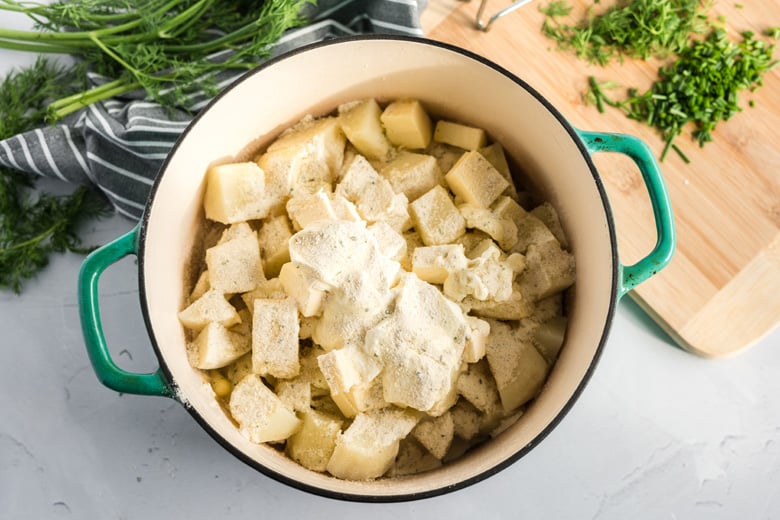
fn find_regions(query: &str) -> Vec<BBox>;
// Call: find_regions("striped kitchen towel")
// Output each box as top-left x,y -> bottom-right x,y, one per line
0,0 -> 427,219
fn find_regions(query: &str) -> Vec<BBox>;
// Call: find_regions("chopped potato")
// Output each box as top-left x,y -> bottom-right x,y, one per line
409,185 -> 466,246
433,120 -> 487,150
380,99 -> 433,149
203,162 -> 266,224
339,99 -> 392,160
181,98 -> 575,481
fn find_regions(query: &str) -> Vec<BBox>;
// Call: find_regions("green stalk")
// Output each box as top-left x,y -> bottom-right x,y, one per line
50,80 -> 142,119
0,0 -> 184,43
48,77 -> 143,115
0,37 -> 78,53
156,0 -> 215,39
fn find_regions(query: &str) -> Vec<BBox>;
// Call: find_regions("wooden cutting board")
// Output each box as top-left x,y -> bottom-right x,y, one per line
422,0 -> 780,358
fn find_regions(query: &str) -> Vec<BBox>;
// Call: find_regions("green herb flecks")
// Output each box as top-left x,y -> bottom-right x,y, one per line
0,0 -> 313,120
541,0 -> 710,65
587,30 -> 777,161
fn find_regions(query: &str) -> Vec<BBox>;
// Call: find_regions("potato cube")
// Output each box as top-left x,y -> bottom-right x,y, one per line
257,214 -> 293,278
409,185 -> 466,246
388,438 -> 442,476
251,298 -> 300,379
379,151 -> 442,202
267,115 -> 346,179
224,352 -> 252,386
485,321 -> 548,412
285,190 -> 337,231
492,195 -> 528,229
275,378 -> 312,412
443,241 -> 514,303
339,99 -> 392,160
189,270 -> 210,302
411,244 -> 468,284
531,202 -> 569,249
463,316 -> 490,363
203,162 -> 266,224
433,120 -> 487,150
533,316 -> 568,365
450,399 -> 481,441
456,359 -> 501,414
458,204 -> 518,251
427,142 -> 464,174
446,151 -> 509,208
288,220 -> 375,287
216,222 -> 254,244
326,408 -> 419,480
367,221 -> 407,262
336,155 -> 408,228
190,321 -> 251,369
278,262 -> 329,317
380,99 -> 433,149
479,142 -> 520,199
299,345 -> 330,395
240,278 -> 286,313
412,412 -> 455,460
330,380 -> 387,419
206,233 -> 263,293
178,289 -> 240,330
518,241 -> 576,301
286,410 -> 343,472
229,374 -> 300,444
461,283 -> 534,320
317,344 -> 382,396
257,116 -> 345,207
511,213 -> 559,254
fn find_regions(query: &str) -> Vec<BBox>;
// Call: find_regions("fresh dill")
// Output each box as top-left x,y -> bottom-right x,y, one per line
0,58 -> 110,293
0,0 -> 313,292
0,0 -> 314,120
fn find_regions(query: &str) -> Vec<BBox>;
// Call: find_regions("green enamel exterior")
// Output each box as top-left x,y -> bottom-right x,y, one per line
577,129 -> 676,299
78,224 -> 173,398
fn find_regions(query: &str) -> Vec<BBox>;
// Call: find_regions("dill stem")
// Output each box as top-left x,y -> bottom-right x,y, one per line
48,78 -> 128,110
0,219 -> 64,254
157,0 -> 215,39
0,0 -> 184,43
51,81 -> 143,119
0,38 -> 77,53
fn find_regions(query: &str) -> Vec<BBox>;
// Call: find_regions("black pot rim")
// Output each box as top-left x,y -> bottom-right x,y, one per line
137,34 -> 620,503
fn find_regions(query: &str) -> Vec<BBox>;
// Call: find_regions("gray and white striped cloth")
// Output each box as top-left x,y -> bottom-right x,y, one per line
0,0 -> 427,219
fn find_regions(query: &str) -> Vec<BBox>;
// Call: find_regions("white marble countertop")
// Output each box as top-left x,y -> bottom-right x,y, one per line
2,14 -> 779,520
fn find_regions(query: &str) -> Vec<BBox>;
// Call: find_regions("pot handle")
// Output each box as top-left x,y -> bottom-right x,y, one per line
577,130 -> 676,298
78,225 -> 173,398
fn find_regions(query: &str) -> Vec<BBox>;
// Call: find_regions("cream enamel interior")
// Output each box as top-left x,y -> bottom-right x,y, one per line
140,38 -> 617,499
